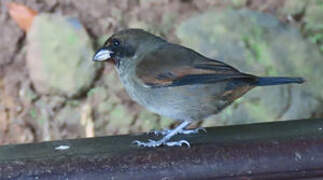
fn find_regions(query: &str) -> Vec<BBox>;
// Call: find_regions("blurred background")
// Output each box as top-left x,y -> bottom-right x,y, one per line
0,0 -> 322,145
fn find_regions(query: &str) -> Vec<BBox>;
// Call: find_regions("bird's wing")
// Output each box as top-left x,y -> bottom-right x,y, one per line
135,44 -> 256,88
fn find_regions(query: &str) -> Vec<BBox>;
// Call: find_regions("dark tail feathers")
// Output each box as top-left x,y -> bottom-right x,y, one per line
253,77 -> 305,86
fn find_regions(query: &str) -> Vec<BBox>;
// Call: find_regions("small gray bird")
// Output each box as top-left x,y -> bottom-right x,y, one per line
93,29 -> 304,147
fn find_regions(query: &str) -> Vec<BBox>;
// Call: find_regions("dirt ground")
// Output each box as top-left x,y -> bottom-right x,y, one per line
0,0 -> 316,145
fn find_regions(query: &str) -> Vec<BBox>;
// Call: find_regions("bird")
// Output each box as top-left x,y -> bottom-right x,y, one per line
93,29 -> 304,148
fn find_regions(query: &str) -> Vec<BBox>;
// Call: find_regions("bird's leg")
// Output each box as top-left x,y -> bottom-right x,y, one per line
150,127 -> 206,136
133,121 -> 192,147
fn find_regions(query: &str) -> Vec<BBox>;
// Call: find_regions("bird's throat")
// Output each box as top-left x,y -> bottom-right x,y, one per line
107,58 -> 120,67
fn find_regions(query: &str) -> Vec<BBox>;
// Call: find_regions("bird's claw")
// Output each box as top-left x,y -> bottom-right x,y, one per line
182,127 -> 206,134
133,139 -> 190,148
133,139 -> 162,148
165,140 -> 190,147
148,127 -> 206,136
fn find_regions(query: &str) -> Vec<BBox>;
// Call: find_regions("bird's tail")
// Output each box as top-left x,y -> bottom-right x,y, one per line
252,77 -> 305,86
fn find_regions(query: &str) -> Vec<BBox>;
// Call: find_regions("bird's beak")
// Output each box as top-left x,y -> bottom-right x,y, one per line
93,48 -> 114,62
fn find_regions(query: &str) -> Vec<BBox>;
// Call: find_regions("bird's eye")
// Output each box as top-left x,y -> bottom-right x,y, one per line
112,39 -> 120,47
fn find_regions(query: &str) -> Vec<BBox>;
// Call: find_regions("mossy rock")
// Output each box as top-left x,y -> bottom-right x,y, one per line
27,14 -> 101,98
176,9 -> 322,125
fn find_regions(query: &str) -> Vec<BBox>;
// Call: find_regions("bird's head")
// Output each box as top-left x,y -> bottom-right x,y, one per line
93,29 -> 166,68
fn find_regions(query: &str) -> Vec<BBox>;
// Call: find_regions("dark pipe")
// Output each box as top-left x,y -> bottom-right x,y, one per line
1,119 -> 323,180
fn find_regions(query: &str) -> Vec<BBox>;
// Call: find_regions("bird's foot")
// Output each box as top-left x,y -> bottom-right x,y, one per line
149,127 -> 206,136
135,120 -> 193,148
133,139 -> 190,148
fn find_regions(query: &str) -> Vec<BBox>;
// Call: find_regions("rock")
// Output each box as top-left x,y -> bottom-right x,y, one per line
304,0 -> 323,32
231,0 -> 248,8
106,104 -> 134,134
159,116 -> 175,129
87,87 -> 109,105
176,9 -> 323,125
27,14 -> 101,98
280,0 -> 307,16
0,17 -> 24,67
304,0 -> 323,52
132,110 -> 159,132
19,81 -> 38,106
26,98 -> 51,141
86,86 -> 110,136
56,100 -> 84,138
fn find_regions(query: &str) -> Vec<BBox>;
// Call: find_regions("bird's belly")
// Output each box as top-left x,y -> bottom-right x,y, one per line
122,78 -> 231,121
